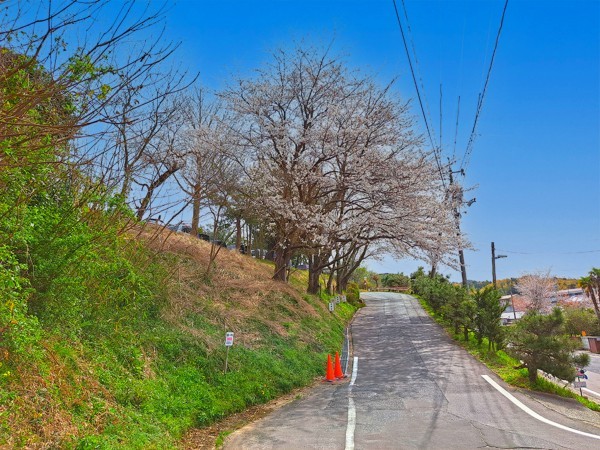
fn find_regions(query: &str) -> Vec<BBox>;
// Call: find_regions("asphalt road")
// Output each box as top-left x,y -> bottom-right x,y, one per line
224,292 -> 600,449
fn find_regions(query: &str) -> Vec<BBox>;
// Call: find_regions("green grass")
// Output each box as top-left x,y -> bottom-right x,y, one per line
415,295 -> 600,412
3,234 -> 357,448
215,430 -> 233,449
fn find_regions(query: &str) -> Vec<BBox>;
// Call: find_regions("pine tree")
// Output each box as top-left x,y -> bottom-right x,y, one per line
508,308 -> 589,383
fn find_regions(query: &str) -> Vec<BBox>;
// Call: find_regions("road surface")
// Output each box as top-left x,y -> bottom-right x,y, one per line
224,292 -> 600,449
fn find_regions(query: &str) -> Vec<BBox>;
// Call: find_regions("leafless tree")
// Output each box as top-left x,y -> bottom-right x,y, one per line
175,88 -> 238,235
1,0 -> 188,155
1,0 -> 196,232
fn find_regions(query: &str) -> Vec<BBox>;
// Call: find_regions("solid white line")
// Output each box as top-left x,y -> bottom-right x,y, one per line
582,387 -> 600,399
482,375 -> 600,440
345,397 -> 356,450
345,357 -> 359,450
350,357 -> 358,386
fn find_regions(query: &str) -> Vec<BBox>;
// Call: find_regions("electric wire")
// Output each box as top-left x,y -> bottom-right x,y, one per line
460,0 -> 509,171
400,0 -> 439,153
452,96 -> 461,162
391,0 -> 446,189
499,249 -> 600,255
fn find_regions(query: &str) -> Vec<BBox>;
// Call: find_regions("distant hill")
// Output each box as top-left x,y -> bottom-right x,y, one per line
467,277 -> 579,294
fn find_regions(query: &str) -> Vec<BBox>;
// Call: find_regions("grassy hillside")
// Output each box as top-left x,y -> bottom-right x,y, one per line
1,225 -> 355,448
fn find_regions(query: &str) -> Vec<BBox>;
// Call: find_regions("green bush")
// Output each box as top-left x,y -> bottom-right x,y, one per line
507,308 -> 590,383
346,282 -> 361,305
0,246 -> 40,357
381,273 -> 410,288
411,274 -> 454,312
563,307 -> 600,336
472,286 -> 506,351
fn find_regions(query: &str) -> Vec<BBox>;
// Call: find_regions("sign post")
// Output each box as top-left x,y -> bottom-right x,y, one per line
575,369 -> 588,396
224,332 -> 234,373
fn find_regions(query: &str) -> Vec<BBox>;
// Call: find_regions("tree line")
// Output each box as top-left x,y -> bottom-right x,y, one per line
1,1 -> 462,296
414,269 -> 597,384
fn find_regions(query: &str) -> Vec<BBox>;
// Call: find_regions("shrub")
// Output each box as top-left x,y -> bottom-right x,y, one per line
381,273 -> 410,288
472,286 -> 506,351
563,307 -> 600,336
507,308 -> 590,383
346,282 -> 361,305
0,246 -> 41,357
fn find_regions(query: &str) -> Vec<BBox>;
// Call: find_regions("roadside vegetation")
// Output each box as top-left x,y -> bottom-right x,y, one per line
412,270 -> 600,412
0,1 -> 454,446
1,218 -> 356,447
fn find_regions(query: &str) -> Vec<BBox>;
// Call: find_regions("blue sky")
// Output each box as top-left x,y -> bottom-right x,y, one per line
163,0 -> 599,282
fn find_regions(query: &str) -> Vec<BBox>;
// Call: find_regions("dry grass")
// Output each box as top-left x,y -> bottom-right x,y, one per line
3,225 -> 331,448
137,226 -> 324,351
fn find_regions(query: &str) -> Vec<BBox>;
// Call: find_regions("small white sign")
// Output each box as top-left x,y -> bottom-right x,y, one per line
328,302 -> 334,312
225,332 -> 234,346
574,381 -> 587,389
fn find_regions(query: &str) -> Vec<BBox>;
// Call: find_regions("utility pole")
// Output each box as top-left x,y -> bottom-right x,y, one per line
449,166 -> 468,288
491,241 -> 507,289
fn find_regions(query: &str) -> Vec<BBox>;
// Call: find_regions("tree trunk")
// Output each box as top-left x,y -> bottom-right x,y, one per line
326,265 -> 336,294
589,288 -> 600,323
248,224 -> 253,256
337,274 -> 351,294
235,217 -> 242,252
191,182 -> 201,235
429,263 -> 437,278
273,249 -> 290,282
528,366 -> 538,383
307,254 -> 324,295
308,267 -> 321,294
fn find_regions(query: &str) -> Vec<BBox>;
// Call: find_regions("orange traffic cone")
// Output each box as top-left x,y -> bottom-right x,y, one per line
334,351 -> 344,378
325,354 -> 335,382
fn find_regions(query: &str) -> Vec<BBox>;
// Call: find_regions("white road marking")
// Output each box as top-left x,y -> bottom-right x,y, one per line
345,357 -> 359,450
582,387 -> 600,399
345,398 -> 356,450
482,375 -> 600,440
350,357 -> 358,386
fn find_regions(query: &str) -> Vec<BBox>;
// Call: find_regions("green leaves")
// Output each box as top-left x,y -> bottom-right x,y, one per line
0,246 -> 40,358
413,274 -> 505,350
508,308 -> 583,382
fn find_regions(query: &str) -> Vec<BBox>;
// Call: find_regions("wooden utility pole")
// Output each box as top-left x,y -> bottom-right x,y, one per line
449,167 -> 468,288
492,241 -> 497,288
492,241 -> 507,289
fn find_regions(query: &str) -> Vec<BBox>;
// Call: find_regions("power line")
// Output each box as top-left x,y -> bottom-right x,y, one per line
452,96 -> 460,162
400,0 -> 439,153
439,83 -> 443,153
460,0 -> 509,171
498,249 -> 600,256
391,0 -> 446,189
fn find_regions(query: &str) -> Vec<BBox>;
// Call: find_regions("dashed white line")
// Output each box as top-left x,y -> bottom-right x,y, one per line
345,398 -> 356,450
482,375 -> 600,440
350,357 -> 358,386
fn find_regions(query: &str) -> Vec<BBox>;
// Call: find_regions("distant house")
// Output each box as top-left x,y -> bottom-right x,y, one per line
500,295 -> 526,325
500,289 -> 593,325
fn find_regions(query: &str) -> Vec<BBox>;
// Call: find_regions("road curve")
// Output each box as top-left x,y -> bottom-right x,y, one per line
224,292 -> 600,449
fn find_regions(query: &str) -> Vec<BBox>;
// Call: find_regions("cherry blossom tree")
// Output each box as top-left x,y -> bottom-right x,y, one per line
516,271 -> 556,313
222,46 -> 460,289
